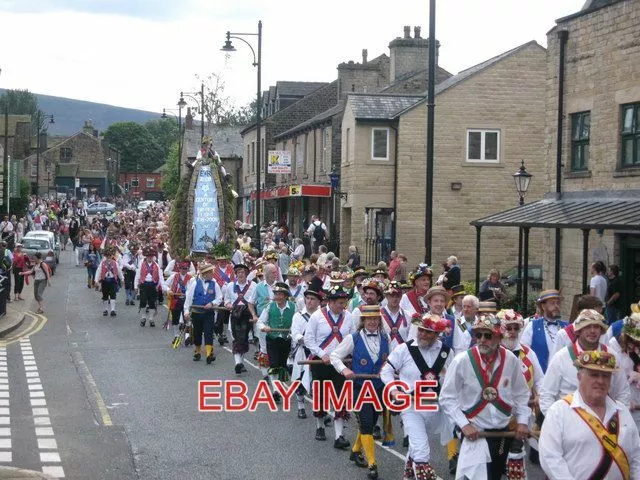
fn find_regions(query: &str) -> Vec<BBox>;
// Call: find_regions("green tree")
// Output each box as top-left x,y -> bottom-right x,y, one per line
190,73 -> 254,128
10,178 -> 32,216
160,142 -> 180,199
104,122 -> 164,172
144,118 -> 179,155
0,89 -> 38,115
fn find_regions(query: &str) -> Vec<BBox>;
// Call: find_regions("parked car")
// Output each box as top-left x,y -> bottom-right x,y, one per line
21,237 -> 57,274
137,200 -> 155,211
23,231 -> 60,264
501,265 -> 543,290
86,202 -> 116,215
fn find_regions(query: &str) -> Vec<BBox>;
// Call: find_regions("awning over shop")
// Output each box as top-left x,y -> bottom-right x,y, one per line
470,190 -> 640,314
471,190 -> 640,230
250,184 -> 332,201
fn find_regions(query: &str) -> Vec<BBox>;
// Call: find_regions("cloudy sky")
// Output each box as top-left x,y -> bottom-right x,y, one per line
0,0 -> 584,113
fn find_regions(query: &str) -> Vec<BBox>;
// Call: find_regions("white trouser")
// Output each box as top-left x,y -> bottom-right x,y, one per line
401,409 -> 441,463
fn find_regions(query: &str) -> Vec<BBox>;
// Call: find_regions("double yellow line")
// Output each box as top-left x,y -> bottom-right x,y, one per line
0,311 -> 47,347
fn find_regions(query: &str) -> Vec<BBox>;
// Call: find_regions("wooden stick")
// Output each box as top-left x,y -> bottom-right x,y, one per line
266,328 -> 291,333
350,373 -> 379,379
298,359 -> 353,365
189,305 -> 230,313
478,431 -> 540,440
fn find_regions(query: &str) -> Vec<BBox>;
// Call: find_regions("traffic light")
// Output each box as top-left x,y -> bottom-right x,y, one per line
124,183 -> 129,192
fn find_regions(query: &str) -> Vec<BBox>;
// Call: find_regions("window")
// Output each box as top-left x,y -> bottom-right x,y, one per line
60,147 -> 73,163
571,112 -> 590,171
321,128 -> 329,172
251,142 -> 255,173
467,129 -> 500,162
371,128 -> 389,160
146,178 -> 155,188
30,160 -> 37,177
131,179 -> 139,187
621,103 -> 640,168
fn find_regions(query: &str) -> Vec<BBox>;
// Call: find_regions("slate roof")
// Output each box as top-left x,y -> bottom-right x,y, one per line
348,94 -> 423,121
274,104 -> 344,140
557,0 -> 625,22
379,66 -> 453,94
275,81 -> 329,97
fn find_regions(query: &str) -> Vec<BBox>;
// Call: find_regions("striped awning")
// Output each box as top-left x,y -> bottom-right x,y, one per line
471,190 -> 640,230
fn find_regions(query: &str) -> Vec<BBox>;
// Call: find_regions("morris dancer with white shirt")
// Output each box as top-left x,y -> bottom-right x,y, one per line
121,242 -> 141,306
400,264 -> 433,318
331,305 -> 390,480
539,309 -> 630,416
285,264 -> 306,312
134,246 -> 162,327
539,351 -> 640,480
351,278 -> 385,330
290,277 -> 324,419
304,284 -> 354,447
381,314 -> 453,480
551,294 -> 603,358
608,312 -> 640,428
163,260 -> 193,346
94,245 -> 124,317
440,314 -> 531,480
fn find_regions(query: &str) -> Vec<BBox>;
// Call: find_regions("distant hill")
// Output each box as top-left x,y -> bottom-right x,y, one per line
0,89 -> 161,136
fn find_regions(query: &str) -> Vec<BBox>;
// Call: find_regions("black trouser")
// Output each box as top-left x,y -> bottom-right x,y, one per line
354,383 -> 383,435
214,309 -> 230,336
230,306 -> 251,354
170,300 -> 185,325
310,360 -> 347,418
139,282 -> 158,310
123,270 -> 135,291
13,270 -> 24,295
485,428 -> 512,480
266,336 -> 291,372
101,280 -> 117,301
191,310 -> 215,347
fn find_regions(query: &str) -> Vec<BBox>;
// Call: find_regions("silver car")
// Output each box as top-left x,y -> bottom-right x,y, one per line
86,202 -> 116,215
21,237 -> 57,274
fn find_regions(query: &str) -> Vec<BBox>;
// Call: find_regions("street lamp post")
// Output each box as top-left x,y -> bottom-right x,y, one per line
161,107 -> 183,179
34,111 -> 55,196
221,20 -> 262,230
179,83 -> 205,141
513,159 -> 533,311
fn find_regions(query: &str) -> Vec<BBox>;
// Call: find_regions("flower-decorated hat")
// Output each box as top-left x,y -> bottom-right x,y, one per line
361,277 -> 386,295
496,309 -> 524,326
574,309 -> 607,332
304,276 -> 325,301
622,312 -> 640,342
325,283 -> 352,300
142,245 -> 156,257
409,263 -> 433,284
472,314 -> 501,335
574,350 -> 618,372
417,313 -> 448,333
272,282 -> 290,295
264,251 -> 279,262
351,266 -> 368,281
384,280 -> 403,296
287,265 -> 302,277
373,268 -> 389,279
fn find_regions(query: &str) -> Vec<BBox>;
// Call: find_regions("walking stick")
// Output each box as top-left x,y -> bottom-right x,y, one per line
350,373 -> 380,379
265,328 -> 291,333
478,431 -> 540,440
189,305 -> 230,314
298,359 -> 353,365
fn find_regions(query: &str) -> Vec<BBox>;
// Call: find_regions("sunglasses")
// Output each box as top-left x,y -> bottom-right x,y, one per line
505,326 -> 521,332
473,331 -> 494,340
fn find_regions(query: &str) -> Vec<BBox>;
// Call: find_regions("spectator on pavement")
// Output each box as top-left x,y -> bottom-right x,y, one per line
306,215 -> 327,253
442,255 -> 461,290
20,252 -> 51,314
605,264 -> 623,323
589,260 -> 608,305
388,251 -> 401,279
346,245 -> 360,269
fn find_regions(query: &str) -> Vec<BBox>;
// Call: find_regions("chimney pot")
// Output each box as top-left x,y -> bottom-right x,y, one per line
414,26 -> 421,38
403,26 -> 410,38
362,48 -> 368,63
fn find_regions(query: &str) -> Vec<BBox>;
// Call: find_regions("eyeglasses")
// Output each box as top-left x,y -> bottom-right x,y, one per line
504,326 -> 521,332
473,331 -> 494,340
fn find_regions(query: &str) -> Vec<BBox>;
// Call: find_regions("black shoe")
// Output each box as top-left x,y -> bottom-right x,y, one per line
449,454 -> 458,475
373,425 -> 382,440
103,310 -> 108,316
333,435 -> 350,450
206,354 -> 215,365
529,448 -> 539,465
140,319 -> 146,327
149,321 -> 155,327
403,435 -> 409,448
193,353 -> 201,361
349,451 -> 367,468
110,311 -> 116,317
145,307 -> 149,313
297,408 -> 307,419
367,464 -> 378,480
315,427 -> 326,441
235,363 -> 242,374
323,416 -> 332,427
273,392 -> 281,403
240,364 -> 247,373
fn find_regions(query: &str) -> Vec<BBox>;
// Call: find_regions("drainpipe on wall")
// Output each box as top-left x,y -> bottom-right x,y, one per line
555,29 -> 569,290
390,123 -> 399,251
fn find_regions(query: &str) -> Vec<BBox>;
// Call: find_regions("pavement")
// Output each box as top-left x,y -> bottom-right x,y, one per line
0,303 -> 53,480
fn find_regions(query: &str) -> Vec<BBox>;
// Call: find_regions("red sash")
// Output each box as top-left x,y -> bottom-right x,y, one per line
213,265 -> 234,287
381,307 -> 406,345
407,290 -> 425,314
139,262 -> 159,285
464,346 -> 512,418
518,345 -> 534,390
233,283 -> 250,307
100,259 -> 117,279
319,307 -> 345,350
566,323 -> 577,344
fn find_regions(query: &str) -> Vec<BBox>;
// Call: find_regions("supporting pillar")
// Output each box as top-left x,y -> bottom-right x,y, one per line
582,229 -> 590,294
517,227 -> 523,311
522,227 -> 531,317
475,226 -> 482,295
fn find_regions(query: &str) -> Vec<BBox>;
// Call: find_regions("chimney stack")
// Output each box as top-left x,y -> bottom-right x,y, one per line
403,26 -> 410,38
414,26 -> 421,38
362,48 -> 368,63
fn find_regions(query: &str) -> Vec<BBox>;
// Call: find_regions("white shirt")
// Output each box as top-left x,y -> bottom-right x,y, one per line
304,306 -> 354,358
380,306 -> 411,351
94,258 -> 124,284
163,259 -> 196,276
539,390 -> 640,480
400,291 -> 428,318
589,274 -> 608,303
539,342 -> 631,415
380,339 -> 453,394
330,329 -> 387,374
440,346 -> 532,430
134,261 -> 161,285
507,342 -> 545,393
287,280 -> 306,312
183,277 -> 223,313
291,309 -> 314,346
120,252 -> 140,272
163,272 -> 192,294
450,316 -> 473,356
222,281 -> 257,307
552,325 -> 608,359
521,317 -> 565,365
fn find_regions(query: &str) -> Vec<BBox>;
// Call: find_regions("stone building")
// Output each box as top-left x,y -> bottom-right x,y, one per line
23,120 -> 120,197
339,41 -> 547,279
